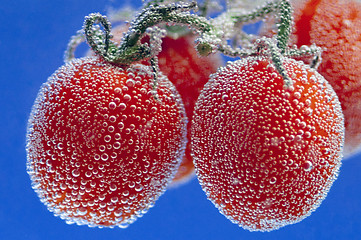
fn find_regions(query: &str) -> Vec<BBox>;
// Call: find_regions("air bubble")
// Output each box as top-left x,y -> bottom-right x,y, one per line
101,153 -> 109,161
113,142 -> 121,149
126,79 -> 135,88
72,169 -> 80,177
104,135 -> 111,142
99,145 -> 106,152
270,177 -> 277,184
108,126 -> 115,132
303,161 -> 313,171
305,108 -> 313,116
151,107 -> 157,113
110,183 -> 117,191
109,102 -> 117,110
57,143 -> 64,150
109,116 -> 117,123
114,87 -> 122,94
119,103 -> 127,111
135,184 -> 143,192
124,94 -> 131,102
77,207 -> 88,216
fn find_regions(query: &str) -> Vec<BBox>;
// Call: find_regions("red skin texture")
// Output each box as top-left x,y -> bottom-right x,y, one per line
264,0 -> 361,158
26,57 -> 187,227
191,56 -> 344,231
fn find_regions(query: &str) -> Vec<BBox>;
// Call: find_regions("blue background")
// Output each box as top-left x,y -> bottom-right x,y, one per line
1,0 -> 360,239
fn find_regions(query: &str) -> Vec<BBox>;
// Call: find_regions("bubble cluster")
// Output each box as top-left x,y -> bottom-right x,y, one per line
100,24 -> 223,187
191,56 -> 344,231
26,56 -> 187,228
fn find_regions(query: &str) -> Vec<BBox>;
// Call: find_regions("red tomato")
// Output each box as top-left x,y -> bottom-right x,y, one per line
26,56 -> 187,227
105,25 -> 223,186
191,56 -> 344,231
264,0 -> 361,158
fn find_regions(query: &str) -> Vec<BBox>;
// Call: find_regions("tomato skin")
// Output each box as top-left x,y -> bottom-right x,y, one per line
191,56 -> 344,231
26,56 -> 187,227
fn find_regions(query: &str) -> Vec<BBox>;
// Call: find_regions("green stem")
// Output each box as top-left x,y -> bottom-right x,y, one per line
277,0 -> 292,52
83,2 -> 212,65
64,30 -> 85,62
255,37 -> 293,88
231,0 -> 292,52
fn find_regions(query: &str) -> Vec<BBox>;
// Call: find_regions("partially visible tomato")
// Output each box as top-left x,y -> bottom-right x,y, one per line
26,56 -> 187,227
191,56 -> 344,231
156,35 -> 223,186
263,0 -> 361,158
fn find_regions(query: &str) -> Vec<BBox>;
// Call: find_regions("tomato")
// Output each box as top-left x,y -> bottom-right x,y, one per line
264,0 -> 361,158
26,56 -> 187,227
98,25 -> 223,186
191,56 -> 344,231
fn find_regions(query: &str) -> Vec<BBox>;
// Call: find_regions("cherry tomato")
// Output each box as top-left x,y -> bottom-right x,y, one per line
26,56 -> 187,227
264,0 -> 361,158
191,56 -> 344,231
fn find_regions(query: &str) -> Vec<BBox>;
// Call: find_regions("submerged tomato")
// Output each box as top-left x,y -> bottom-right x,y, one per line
263,0 -> 361,158
26,56 -> 187,227
191,56 -> 344,231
